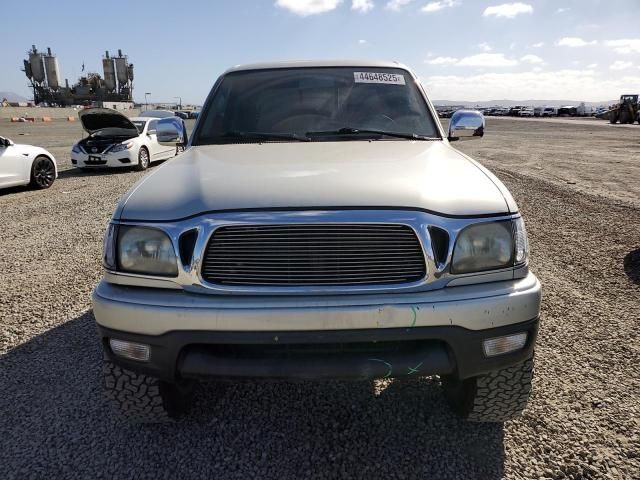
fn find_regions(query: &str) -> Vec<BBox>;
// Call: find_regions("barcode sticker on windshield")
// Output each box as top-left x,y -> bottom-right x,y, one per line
354,72 -> 406,85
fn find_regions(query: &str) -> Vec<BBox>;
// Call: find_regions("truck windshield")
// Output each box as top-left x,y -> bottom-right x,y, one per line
193,67 -> 440,144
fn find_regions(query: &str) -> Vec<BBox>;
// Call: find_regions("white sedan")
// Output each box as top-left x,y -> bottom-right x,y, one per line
0,136 -> 57,190
71,108 -> 178,171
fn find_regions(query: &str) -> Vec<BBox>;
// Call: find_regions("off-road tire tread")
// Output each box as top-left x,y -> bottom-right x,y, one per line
104,361 -> 174,423
467,358 -> 534,422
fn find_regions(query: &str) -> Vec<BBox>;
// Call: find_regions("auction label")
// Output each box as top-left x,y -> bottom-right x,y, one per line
353,72 -> 406,85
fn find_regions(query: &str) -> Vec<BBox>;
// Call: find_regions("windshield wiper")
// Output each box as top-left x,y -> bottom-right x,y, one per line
215,130 -> 310,142
306,128 -> 438,141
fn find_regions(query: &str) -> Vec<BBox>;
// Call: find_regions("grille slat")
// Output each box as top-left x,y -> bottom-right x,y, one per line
202,224 -> 426,286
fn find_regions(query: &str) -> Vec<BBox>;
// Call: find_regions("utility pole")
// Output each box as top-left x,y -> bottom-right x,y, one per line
145,92 -> 151,111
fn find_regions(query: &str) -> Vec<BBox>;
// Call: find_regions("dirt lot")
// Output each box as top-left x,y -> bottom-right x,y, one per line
0,118 -> 638,479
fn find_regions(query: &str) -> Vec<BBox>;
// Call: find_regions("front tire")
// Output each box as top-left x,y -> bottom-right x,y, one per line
30,155 -> 56,189
619,111 -> 631,124
103,361 -> 192,423
442,356 -> 534,422
135,147 -> 150,171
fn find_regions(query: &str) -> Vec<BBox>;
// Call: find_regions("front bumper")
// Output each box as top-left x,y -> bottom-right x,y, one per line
93,273 -> 541,381
71,150 -> 136,168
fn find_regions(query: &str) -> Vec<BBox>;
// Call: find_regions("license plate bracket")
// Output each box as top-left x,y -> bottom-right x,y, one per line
87,155 -> 106,165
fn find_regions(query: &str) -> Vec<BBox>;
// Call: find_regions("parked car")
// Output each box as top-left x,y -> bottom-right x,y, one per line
71,108 -> 181,171
508,106 -> 521,116
93,60 -> 541,424
188,111 -> 200,119
0,136 -> 57,190
174,111 -> 189,120
542,107 -> 557,117
557,106 -> 577,117
594,106 -> 608,117
520,107 -> 535,117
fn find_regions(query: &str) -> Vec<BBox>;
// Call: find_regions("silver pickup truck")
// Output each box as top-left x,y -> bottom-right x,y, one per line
93,60 -> 541,423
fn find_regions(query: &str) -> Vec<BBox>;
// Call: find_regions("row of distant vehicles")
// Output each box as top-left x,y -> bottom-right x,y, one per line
0,108 -> 188,191
437,105 -> 609,118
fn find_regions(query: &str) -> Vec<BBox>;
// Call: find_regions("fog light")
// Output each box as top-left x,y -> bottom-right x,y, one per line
482,332 -> 527,357
109,339 -> 150,362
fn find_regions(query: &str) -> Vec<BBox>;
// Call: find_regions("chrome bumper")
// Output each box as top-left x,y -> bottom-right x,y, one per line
92,272 -> 541,336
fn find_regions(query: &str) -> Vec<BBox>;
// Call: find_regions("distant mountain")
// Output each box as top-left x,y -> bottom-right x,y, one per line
433,99 -> 616,108
0,91 -> 29,103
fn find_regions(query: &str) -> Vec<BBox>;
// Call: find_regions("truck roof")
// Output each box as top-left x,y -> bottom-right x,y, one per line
224,59 -> 410,74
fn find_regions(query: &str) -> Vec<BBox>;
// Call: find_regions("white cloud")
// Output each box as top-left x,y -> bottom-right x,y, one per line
424,70 -> 634,101
421,0 -> 459,13
457,53 -> 518,67
352,0 -> 374,12
520,54 -> 544,64
483,2 -> 533,18
605,39 -> 640,54
531,42 -> 544,48
557,37 -> 597,47
426,56 -> 459,65
556,7 -> 569,13
478,42 -> 492,52
386,0 -> 413,10
610,60 -> 633,71
587,63 -> 598,69
358,39 -> 368,45
531,66 -> 543,72
275,0 -> 342,15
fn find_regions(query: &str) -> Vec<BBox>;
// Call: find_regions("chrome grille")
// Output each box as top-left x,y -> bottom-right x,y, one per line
202,224 -> 426,286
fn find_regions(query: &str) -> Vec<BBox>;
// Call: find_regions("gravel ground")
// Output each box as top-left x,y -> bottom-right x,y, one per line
0,119 -> 638,479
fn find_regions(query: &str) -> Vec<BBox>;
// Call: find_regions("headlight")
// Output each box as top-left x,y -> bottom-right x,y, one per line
72,144 -> 84,154
108,141 -> 134,153
451,221 -> 513,274
117,226 -> 178,276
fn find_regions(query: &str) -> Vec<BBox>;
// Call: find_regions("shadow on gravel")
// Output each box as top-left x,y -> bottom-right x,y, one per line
0,311 -> 505,479
57,168 -> 139,179
0,184 -> 32,196
57,160 -> 169,179
623,248 -> 640,284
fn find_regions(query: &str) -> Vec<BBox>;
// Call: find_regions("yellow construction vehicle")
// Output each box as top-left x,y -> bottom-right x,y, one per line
605,94 -> 639,124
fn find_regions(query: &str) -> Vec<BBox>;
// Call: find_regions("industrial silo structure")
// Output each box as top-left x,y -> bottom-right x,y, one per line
115,49 -> 129,90
43,47 -> 61,90
102,51 -> 116,92
23,59 -> 33,80
29,45 -> 45,84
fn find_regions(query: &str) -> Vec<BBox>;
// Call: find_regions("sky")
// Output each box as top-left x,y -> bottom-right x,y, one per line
1,0 -> 639,104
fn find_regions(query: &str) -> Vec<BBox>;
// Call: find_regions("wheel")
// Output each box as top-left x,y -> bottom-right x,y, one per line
619,111 -> 631,124
609,111 -> 618,124
135,147 -> 150,171
103,361 -> 192,423
441,356 -> 534,422
30,155 -> 56,189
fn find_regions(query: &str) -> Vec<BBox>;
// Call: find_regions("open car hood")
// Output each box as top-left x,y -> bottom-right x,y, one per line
78,108 -> 138,135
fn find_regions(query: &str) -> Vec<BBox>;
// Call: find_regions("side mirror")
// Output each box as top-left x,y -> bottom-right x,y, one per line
156,117 -> 187,146
448,110 -> 485,141
0,137 -> 13,147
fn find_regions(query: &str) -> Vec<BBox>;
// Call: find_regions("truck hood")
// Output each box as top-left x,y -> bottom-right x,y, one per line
78,108 -> 138,135
118,141 -> 513,221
